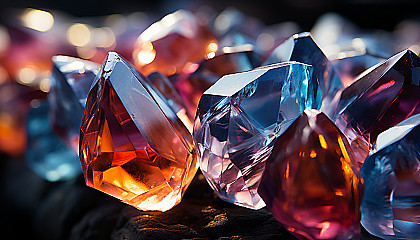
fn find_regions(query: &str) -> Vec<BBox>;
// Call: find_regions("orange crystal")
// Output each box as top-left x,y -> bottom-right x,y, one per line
79,52 -> 197,211
132,10 -> 217,76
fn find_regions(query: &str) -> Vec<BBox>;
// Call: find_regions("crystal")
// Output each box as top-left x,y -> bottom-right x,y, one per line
147,71 -> 194,132
193,62 -> 321,209
258,109 -> 363,240
48,56 -> 100,154
361,113 -> 420,239
79,52 -> 197,211
133,10 -> 217,76
174,46 -> 262,121
263,32 -> 342,101
335,49 -> 420,164
26,100 -> 80,182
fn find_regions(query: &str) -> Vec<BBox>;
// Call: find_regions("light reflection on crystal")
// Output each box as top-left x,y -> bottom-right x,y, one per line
258,109 -> 363,240
194,62 -> 321,209
48,56 -> 100,154
361,113 -> 420,239
133,10 -> 217,76
79,52 -> 197,211
334,49 -> 420,165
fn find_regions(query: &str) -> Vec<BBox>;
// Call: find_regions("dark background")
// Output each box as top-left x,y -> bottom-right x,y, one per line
2,0 -> 420,31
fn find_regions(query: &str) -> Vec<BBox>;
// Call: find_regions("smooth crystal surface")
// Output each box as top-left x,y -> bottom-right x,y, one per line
335,49 -> 420,164
133,10 -> 216,76
26,100 -> 80,182
79,52 -> 197,211
48,56 -> 99,153
258,109 -> 363,240
263,32 -> 342,101
361,113 -> 420,239
175,47 -> 262,121
193,62 -> 321,209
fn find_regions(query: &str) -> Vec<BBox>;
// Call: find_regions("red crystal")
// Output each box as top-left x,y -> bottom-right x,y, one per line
258,109 -> 363,240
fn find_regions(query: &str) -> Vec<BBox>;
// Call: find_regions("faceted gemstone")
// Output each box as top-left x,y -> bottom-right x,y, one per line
133,10 -> 217,76
361,113 -> 420,239
263,32 -> 342,102
193,62 -> 321,209
26,100 -> 80,182
48,56 -> 100,154
258,109 -> 363,240
79,52 -> 197,211
174,47 -> 262,121
147,71 -> 194,132
335,49 -> 420,164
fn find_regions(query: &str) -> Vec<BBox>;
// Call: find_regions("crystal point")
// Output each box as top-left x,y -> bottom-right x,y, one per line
335,49 -> 420,164
194,62 -> 321,209
79,52 -> 197,211
361,113 -> 420,239
264,32 -> 342,101
258,109 -> 363,240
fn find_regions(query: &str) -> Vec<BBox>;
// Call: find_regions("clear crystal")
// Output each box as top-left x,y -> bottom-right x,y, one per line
194,62 -> 321,209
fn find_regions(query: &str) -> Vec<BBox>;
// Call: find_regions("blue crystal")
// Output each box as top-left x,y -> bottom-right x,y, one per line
194,62 -> 322,209
361,113 -> 420,239
263,32 -> 342,101
48,56 -> 99,153
26,100 -> 80,182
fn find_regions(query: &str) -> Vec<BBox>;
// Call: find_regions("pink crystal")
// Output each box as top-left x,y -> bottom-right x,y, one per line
258,109 -> 363,240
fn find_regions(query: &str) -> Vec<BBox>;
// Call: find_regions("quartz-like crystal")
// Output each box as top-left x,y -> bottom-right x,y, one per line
335,49 -> 420,164
48,56 -> 99,154
26,100 -> 80,182
193,62 -> 321,209
174,46 -> 262,122
361,113 -> 420,239
79,52 -> 197,211
258,109 -> 363,240
263,32 -> 342,101
133,10 -> 217,76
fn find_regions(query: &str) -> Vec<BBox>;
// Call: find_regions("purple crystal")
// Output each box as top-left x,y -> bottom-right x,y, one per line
193,62 -> 321,209
335,49 -> 420,164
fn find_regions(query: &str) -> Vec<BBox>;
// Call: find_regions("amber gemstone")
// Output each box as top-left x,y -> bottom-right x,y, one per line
79,52 -> 197,211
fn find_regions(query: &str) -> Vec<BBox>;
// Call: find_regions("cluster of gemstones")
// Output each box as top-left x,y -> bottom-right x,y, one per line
6,8 -> 420,240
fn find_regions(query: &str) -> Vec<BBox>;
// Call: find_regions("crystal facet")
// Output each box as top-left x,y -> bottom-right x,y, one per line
79,52 -> 197,211
263,32 -> 342,101
258,109 -> 363,240
26,100 -> 80,182
335,49 -> 420,164
193,62 -> 321,209
361,113 -> 420,239
48,56 -> 99,154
